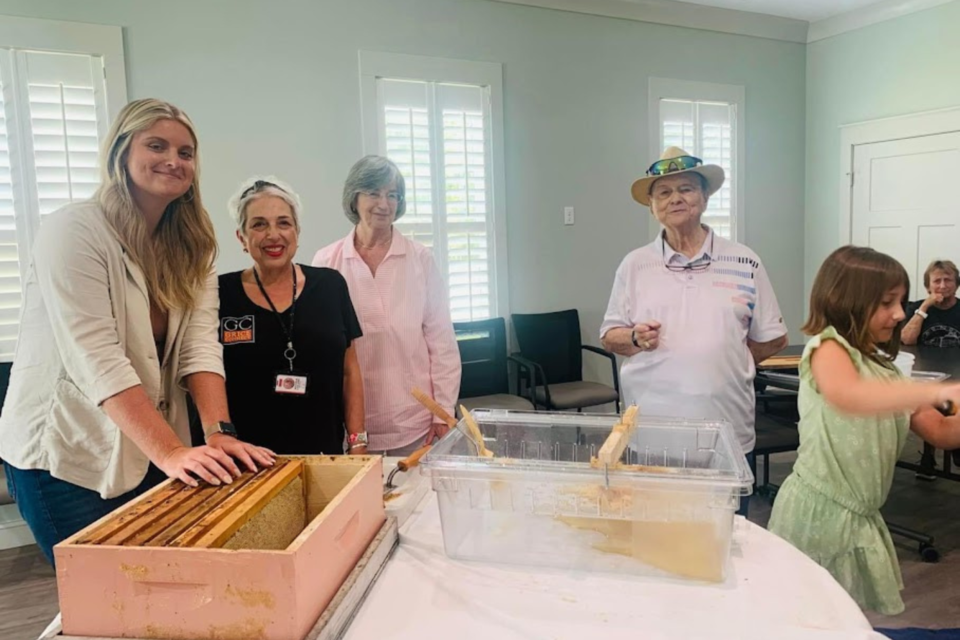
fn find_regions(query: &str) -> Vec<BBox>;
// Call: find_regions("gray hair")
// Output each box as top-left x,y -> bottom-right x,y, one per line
341,155 -> 406,225
228,175 -> 302,234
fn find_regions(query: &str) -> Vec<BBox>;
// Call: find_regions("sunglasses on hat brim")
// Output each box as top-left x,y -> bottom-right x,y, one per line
646,155 -> 703,177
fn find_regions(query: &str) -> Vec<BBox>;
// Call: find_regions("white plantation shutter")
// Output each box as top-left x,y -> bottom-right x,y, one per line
380,80 -> 435,248
0,48 -> 109,361
378,78 -> 496,322
0,70 -> 22,360
658,98 -> 737,240
22,51 -> 104,217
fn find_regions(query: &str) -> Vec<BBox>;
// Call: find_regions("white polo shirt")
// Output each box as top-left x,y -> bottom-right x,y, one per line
600,226 -> 787,453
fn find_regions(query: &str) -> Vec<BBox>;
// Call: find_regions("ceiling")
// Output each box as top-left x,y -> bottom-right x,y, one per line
647,0 -> 888,22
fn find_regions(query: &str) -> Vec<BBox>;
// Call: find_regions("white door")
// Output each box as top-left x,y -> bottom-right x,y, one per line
851,131 -> 960,299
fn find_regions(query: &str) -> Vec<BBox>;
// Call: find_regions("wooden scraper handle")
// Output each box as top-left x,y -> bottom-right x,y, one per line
398,444 -> 432,471
411,387 -> 458,428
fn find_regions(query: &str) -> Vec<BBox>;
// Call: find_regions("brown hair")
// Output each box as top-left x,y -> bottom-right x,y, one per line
803,245 -> 910,366
923,259 -> 959,290
96,98 -> 217,311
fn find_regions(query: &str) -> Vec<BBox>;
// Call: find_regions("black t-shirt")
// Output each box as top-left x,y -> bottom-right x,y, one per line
218,265 -> 362,454
906,300 -> 960,347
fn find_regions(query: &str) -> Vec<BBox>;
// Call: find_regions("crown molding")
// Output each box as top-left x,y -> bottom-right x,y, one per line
807,0 -> 956,42
487,0 -> 809,43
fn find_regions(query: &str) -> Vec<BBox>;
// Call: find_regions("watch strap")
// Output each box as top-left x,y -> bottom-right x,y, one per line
204,421 -> 238,441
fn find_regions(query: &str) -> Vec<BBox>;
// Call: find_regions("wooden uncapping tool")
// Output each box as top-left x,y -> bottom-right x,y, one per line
411,387 -> 458,428
458,404 -> 495,458
384,444 -> 432,499
593,405 -> 639,487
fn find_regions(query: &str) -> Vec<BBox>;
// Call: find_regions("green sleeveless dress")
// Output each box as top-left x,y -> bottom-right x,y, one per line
767,327 -> 911,615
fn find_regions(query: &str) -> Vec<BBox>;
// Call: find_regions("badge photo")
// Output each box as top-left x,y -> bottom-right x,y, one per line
275,373 -> 308,395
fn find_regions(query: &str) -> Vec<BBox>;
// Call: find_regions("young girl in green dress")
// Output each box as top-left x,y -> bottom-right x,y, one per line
768,245 -> 960,615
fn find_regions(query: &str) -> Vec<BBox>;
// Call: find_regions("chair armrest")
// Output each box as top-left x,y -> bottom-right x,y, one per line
581,345 -> 620,395
509,353 -> 551,407
506,354 -> 537,403
582,344 -> 614,359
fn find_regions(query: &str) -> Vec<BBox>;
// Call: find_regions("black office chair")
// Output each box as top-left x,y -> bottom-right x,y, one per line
752,411 -> 800,499
454,318 -> 536,413
511,309 -> 620,413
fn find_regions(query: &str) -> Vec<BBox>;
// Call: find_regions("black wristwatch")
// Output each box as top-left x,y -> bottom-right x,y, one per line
205,421 -> 238,441
631,329 -> 642,349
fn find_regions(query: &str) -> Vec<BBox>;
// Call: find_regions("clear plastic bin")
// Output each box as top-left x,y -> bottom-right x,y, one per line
420,410 -> 754,582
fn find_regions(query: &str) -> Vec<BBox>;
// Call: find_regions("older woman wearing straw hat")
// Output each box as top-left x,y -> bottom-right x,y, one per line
600,146 -> 788,515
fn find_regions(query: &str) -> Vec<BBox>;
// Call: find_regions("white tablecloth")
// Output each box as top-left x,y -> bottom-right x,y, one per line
344,493 -> 886,640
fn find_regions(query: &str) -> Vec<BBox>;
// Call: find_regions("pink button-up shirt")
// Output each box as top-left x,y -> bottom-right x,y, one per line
313,229 -> 461,451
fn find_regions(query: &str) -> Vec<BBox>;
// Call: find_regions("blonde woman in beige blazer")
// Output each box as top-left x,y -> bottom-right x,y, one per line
0,99 -> 274,565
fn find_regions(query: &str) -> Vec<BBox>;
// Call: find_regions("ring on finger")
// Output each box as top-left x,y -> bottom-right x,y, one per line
642,340 -> 651,350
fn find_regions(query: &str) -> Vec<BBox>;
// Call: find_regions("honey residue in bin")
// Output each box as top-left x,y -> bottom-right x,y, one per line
555,485 -> 724,582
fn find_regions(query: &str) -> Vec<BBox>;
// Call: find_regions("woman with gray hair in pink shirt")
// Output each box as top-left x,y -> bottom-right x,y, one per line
313,156 -> 461,456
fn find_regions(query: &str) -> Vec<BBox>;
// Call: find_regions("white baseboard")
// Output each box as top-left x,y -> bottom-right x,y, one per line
0,503 -> 35,549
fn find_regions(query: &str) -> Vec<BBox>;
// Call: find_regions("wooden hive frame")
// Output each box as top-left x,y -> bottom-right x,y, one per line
72,459 -> 306,549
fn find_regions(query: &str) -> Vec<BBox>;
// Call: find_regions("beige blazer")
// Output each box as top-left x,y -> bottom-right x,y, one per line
0,202 -> 224,498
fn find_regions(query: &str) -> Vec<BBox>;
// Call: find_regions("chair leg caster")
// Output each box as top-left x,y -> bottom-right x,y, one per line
920,543 -> 940,563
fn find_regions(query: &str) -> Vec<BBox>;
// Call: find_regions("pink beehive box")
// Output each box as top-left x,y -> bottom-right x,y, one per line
54,455 -> 385,640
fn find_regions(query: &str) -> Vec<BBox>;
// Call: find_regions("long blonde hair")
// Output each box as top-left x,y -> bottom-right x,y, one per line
96,98 -> 217,310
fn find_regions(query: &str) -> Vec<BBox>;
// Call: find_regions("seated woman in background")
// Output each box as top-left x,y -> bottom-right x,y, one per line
313,156 -> 461,456
901,259 -> 960,466
902,259 -> 960,347
0,99 -> 274,565
220,177 -> 365,455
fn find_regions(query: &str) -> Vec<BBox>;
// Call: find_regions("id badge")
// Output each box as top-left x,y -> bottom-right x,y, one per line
275,372 -> 308,395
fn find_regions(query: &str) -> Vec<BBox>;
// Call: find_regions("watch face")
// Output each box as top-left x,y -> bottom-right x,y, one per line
220,422 -> 238,436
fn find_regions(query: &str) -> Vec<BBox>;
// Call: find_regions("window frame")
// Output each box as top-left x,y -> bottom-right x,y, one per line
648,77 -> 745,243
0,16 -> 126,362
359,50 -> 509,321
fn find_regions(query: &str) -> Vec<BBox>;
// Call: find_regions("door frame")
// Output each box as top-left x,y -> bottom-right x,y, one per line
839,105 -> 960,244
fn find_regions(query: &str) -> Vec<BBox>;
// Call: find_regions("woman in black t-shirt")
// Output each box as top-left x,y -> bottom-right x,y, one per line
903,260 -> 960,348
219,176 -> 365,454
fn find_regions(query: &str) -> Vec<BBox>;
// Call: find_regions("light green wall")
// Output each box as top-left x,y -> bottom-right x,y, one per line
805,0 -> 960,313
0,0 -> 807,380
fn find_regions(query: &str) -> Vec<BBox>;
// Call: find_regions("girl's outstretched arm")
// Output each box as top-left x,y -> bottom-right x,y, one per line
812,339 -> 960,416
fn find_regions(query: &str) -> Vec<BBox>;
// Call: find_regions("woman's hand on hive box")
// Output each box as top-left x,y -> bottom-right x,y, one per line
159,443 -> 267,487
207,434 -> 277,473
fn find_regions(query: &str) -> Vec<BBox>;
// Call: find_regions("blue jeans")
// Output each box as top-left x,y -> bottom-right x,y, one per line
737,451 -> 756,518
4,463 -> 165,566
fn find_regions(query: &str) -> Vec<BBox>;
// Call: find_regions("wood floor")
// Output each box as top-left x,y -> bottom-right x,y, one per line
753,430 -> 960,630
0,543 -> 57,640
3,434 -> 960,638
